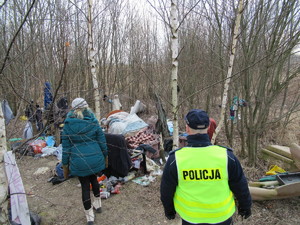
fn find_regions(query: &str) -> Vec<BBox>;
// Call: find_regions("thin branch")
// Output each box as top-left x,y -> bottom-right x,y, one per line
13,56 -> 68,155
146,0 -> 171,29
0,0 -> 8,10
177,0 -> 201,31
43,58 -> 68,132
178,51 -> 269,110
68,0 -> 88,21
0,0 -> 37,75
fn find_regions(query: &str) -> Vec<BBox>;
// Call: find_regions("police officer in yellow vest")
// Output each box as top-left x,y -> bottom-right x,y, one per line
160,109 -> 252,225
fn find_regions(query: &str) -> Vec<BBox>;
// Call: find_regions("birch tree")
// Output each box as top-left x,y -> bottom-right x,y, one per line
88,0 -> 101,120
211,0 -> 244,144
170,1 -> 179,149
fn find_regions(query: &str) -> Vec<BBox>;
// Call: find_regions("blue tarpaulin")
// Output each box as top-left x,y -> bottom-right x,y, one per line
44,82 -> 53,110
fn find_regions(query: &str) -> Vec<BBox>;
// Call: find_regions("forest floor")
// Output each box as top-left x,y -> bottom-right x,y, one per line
14,148 -> 300,225
7,110 -> 300,225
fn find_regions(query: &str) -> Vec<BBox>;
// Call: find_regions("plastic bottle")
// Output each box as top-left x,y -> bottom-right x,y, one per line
100,191 -> 110,199
123,172 -> 136,182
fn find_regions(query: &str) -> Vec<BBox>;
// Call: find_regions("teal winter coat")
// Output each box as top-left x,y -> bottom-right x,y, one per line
61,109 -> 108,177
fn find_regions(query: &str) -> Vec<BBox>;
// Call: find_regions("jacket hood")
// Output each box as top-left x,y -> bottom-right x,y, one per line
64,110 -> 99,135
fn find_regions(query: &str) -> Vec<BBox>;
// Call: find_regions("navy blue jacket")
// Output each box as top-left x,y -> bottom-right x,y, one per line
160,133 -> 252,222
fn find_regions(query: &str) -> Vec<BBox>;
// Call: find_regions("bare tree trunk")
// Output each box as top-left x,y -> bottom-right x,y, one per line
0,102 -> 8,224
170,1 -> 179,149
154,93 -> 169,139
238,106 -> 246,156
212,0 -> 244,144
88,0 -> 101,120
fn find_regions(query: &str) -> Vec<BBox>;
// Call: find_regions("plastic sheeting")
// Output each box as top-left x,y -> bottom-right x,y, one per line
4,152 -> 31,225
106,112 -> 148,136
23,122 -> 33,140
1,99 -> 14,125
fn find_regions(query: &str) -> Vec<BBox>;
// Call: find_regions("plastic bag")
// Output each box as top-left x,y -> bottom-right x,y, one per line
29,139 -> 47,154
266,165 -> 286,175
46,136 -> 55,147
41,146 -> 57,157
23,121 -> 33,139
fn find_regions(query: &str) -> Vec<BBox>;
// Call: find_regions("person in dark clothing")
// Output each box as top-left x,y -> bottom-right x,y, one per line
57,96 -> 68,109
160,109 -> 252,225
25,99 -> 38,135
35,104 -> 43,132
25,100 -> 35,123
56,96 -> 69,119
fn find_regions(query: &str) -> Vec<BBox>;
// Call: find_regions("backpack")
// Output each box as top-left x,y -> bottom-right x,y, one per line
55,162 -> 64,179
47,162 -> 65,185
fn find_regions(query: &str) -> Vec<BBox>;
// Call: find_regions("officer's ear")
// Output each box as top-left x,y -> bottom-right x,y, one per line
186,124 -> 190,134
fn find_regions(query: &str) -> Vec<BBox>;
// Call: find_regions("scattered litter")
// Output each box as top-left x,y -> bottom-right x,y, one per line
151,169 -> 163,176
132,175 -> 156,187
19,115 -> 28,121
9,138 -> 23,142
266,165 -> 286,175
45,136 -> 55,147
41,146 -> 57,157
167,119 -> 173,136
23,121 -> 33,139
29,139 -> 47,154
55,144 -> 63,160
122,172 -> 136,183
146,158 -> 161,174
100,191 -> 110,199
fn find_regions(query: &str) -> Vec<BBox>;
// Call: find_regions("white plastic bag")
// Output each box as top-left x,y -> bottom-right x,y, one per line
23,121 -> 33,139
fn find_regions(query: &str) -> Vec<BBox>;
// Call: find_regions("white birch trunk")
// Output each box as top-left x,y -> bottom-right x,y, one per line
170,1 -> 179,149
88,0 -> 101,121
0,102 -> 9,224
211,0 -> 244,144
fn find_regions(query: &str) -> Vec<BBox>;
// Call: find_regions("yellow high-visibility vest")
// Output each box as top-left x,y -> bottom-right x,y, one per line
174,146 -> 235,224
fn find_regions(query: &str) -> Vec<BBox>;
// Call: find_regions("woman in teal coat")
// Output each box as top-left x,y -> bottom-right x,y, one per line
62,98 -> 108,225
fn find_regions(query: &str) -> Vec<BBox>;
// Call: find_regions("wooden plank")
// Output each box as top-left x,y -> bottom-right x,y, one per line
266,145 -> 292,159
250,183 -> 300,201
249,186 -> 278,201
290,143 -> 300,170
249,180 -> 279,188
276,182 -> 300,197
261,148 -> 294,164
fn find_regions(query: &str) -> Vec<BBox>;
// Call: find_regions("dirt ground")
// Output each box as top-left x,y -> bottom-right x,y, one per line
7,112 -> 300,225
14,153 -> 300,225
